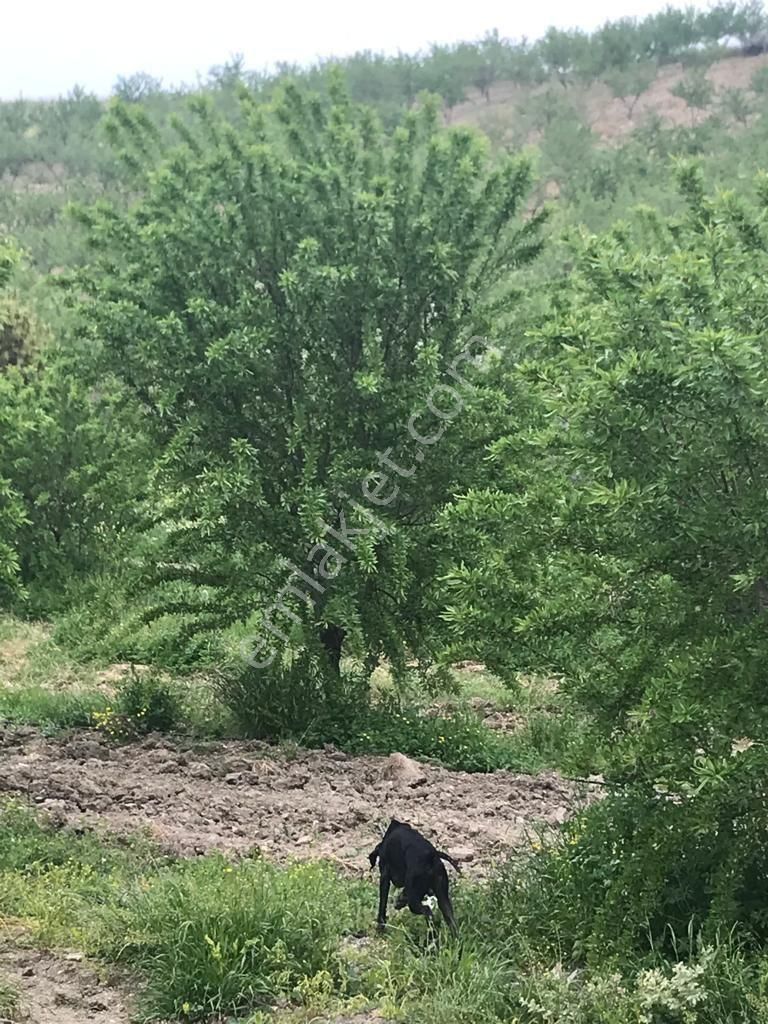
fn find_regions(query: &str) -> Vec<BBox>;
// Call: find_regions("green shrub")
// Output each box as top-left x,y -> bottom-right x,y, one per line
92,672 -> 183,739
217,656 -> 370,742
490,752 -> 768,964
104,857 -> 367,1020
115,672 -> 181,734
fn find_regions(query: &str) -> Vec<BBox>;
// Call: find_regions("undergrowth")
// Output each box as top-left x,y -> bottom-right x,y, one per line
2,614 -> 593,774
1,802 -> 767,1024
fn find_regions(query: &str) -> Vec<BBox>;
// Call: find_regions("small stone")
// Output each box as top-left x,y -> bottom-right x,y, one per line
382,752 -> 427,788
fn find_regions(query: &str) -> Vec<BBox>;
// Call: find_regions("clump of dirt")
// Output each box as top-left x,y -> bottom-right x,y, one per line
0,945 -> 132,1024
0,728 -> 589,878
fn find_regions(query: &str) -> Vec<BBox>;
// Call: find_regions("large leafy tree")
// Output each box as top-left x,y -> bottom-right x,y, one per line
444,165 -> 768,787
70,82 -> 544,681
443,167 -> 768,944
0,236 -> 148,611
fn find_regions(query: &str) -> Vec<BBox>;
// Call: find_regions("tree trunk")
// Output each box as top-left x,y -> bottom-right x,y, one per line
320,624 -> 346,676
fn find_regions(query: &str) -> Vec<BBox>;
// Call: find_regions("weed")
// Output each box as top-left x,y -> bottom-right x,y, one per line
92,672 -> 183,739
0,974 -> 19,1019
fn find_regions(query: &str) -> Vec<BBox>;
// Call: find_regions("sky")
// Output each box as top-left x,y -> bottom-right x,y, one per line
3,0 -> 712,100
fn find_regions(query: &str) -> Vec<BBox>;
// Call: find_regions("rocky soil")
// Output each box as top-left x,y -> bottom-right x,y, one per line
0,727 -> 588,877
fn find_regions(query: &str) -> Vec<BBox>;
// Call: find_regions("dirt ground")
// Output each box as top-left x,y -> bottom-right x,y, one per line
0,727 -> 588,878
0,943 -> 133,1024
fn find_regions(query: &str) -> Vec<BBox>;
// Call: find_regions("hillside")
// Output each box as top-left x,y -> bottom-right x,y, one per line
454,49 -> 768,140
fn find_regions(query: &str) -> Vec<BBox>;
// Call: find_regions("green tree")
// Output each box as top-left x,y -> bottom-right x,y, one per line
113,72 -> 164,102
536,27 -> 591,87
391,52 -> 425,108
719,85 -> 753,125
443,166 -> 768,789
605,61 -> 657,120
639,6 -> 700,61
443,170 -> 768,951
70,83 -> 544,687
422,44 -> 471,116
470,30 -> 508,102
506,39 -> 546,87
672,69 -> 715,125
591,18 -> 641,73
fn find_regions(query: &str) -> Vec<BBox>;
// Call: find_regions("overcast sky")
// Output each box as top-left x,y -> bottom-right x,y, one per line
4,0 -> 713,100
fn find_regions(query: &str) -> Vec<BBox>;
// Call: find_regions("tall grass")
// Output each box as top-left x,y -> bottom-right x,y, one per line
2,802 -> 767,1023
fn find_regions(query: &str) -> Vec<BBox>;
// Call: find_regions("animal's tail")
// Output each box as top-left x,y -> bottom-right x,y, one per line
435,850 -> 462,873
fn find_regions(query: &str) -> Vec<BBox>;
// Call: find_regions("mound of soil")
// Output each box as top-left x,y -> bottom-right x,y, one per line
0,728 -> 587,877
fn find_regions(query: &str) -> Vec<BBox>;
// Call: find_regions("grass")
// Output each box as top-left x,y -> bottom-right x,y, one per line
0,801 -> 372,1020
0,974 -> 19,1020
1,801 -> 765,1024
0,615 -> 101,691
1,613 -> 596,775
0,684 -> 109,732
0,614 -> 234,739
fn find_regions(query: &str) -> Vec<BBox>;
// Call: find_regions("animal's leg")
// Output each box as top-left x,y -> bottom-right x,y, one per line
377,872 -> 391,930
407,893 -> 434,921
407,892 -> 437,941
394,889 -> 408,910
435,877 -> 458,937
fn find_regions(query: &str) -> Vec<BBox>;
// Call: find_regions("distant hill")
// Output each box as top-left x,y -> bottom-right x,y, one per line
453,50 -> 768,143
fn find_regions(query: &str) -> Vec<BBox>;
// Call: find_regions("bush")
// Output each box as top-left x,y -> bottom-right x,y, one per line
490,752 -> 768,964
217,655 -> 369,742
92,672 -> 182,739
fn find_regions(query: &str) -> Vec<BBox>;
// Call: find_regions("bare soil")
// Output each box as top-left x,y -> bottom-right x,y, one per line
0,943 -> 132,1024
453,52 -> 768,142
0,727 -> 586,878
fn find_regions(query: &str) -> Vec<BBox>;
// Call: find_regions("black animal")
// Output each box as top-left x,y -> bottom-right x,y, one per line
368,818 -> 461,936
